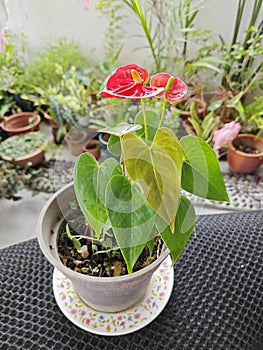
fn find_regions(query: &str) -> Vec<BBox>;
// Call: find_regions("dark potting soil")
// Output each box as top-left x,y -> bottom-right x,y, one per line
57,201 -> 163,277
236,144 -> 260,154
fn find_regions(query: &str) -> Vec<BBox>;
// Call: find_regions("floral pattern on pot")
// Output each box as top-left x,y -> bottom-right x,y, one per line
53,256 -> 173,336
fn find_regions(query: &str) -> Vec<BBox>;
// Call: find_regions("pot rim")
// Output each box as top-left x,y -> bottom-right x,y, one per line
228,133 -> 263,158
37,182 -> 170,283
1,112 -> 41,132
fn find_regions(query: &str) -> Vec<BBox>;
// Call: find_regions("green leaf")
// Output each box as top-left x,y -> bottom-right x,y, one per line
74,153 -> 122,237
226,91 -> 244,108
157,195 -> 195,264
99,122 -> 142,136
66,223 -> 81,251
207,98 -> 225,111
201,112 -> 219,141
135,109 -> 161,141
122,127 -> 183,230
146,237 -> 155,256
108,134 -> 121,156
105,175 -> 156,273
180,136 -> 229,202
184,60 -> 223,74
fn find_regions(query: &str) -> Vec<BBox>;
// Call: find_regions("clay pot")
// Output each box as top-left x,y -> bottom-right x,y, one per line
227,134 -> 263,174
1,112 -> 41,136
83,139 -> 101,160
37,182 -> 169,312
1,146 -> 47,168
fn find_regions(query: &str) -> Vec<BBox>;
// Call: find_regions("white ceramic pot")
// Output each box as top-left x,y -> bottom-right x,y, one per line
37,182 -> 169,312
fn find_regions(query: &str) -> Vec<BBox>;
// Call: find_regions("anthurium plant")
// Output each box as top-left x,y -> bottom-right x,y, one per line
74,64 -> 229,274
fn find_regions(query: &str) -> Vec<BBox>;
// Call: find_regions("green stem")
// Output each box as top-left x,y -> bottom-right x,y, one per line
159,99 -> 167,128
123,0 -> 160,71
141,98 -> 148,142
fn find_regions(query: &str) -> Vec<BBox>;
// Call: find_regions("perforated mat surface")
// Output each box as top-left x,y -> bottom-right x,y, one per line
0,210 -> 262,349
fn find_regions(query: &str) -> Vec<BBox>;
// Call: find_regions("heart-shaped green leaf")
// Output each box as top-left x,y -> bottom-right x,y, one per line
105,175 -> 156,273
180,136 -> 229,202
157,195 -> 195,264
108,134 -> 121,156
99,122 -> 142,136
74,153 -> 122,237
122,127 -> 183,231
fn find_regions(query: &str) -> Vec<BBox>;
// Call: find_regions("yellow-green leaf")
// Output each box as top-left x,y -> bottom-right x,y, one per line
122,127 -> 183,231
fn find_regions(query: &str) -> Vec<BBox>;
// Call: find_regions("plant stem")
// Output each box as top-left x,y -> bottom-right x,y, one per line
123,0 -> 160,71
141,98 -> 148,142
159,98 -> 167,128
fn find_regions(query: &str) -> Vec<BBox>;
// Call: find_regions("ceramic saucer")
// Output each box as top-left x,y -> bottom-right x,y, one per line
53,256 -> 174,336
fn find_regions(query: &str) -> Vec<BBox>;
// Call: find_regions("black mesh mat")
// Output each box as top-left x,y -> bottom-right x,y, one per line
0,210 -> 262,350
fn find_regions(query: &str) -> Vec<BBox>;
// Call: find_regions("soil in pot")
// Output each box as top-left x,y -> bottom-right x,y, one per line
0,131 -> 48,167
57,201 -> 164,277
233,139 -> 261,154
227,134 -> 263,174
83,139 -> 101,160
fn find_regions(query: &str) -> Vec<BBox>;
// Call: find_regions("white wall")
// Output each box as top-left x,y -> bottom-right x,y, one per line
3,0 -> 256,66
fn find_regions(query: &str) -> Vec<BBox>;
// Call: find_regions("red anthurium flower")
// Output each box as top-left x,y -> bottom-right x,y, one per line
100,64 -> 165,99
150,73 -> 187,104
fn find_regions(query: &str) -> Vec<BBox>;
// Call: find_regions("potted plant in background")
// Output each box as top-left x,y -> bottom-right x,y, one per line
53,65 -> 92,127
0,111 -> 41,136
182,102 -> 220,143
227,133 -> 263,174
0,131 -> 48,167
38,64 -> 229,330
213,127 -> 263,175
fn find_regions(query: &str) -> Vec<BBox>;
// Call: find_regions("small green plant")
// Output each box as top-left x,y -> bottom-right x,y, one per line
15,37 -> 86,92
226,95 -> 263,137
184,102 -> 220,143
0,160 -> 23,200
54,65 -> 91,117
48,96 -> 78,142
0,159 -> 43,200
122,0 -> 221,80
0,93 -> 16,118
0,131 -> 47,159
0,29 -> 25,92
217,0 -> 263,94
245,96 -> 263,137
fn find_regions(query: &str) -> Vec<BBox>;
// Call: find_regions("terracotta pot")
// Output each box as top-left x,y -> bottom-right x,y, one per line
37,182 -> 169,312
227,134 -> 263,174
1,112 -> 41,136
1,140 -> 48,167
83,139 -> 101,160
65,130 -> 87,156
